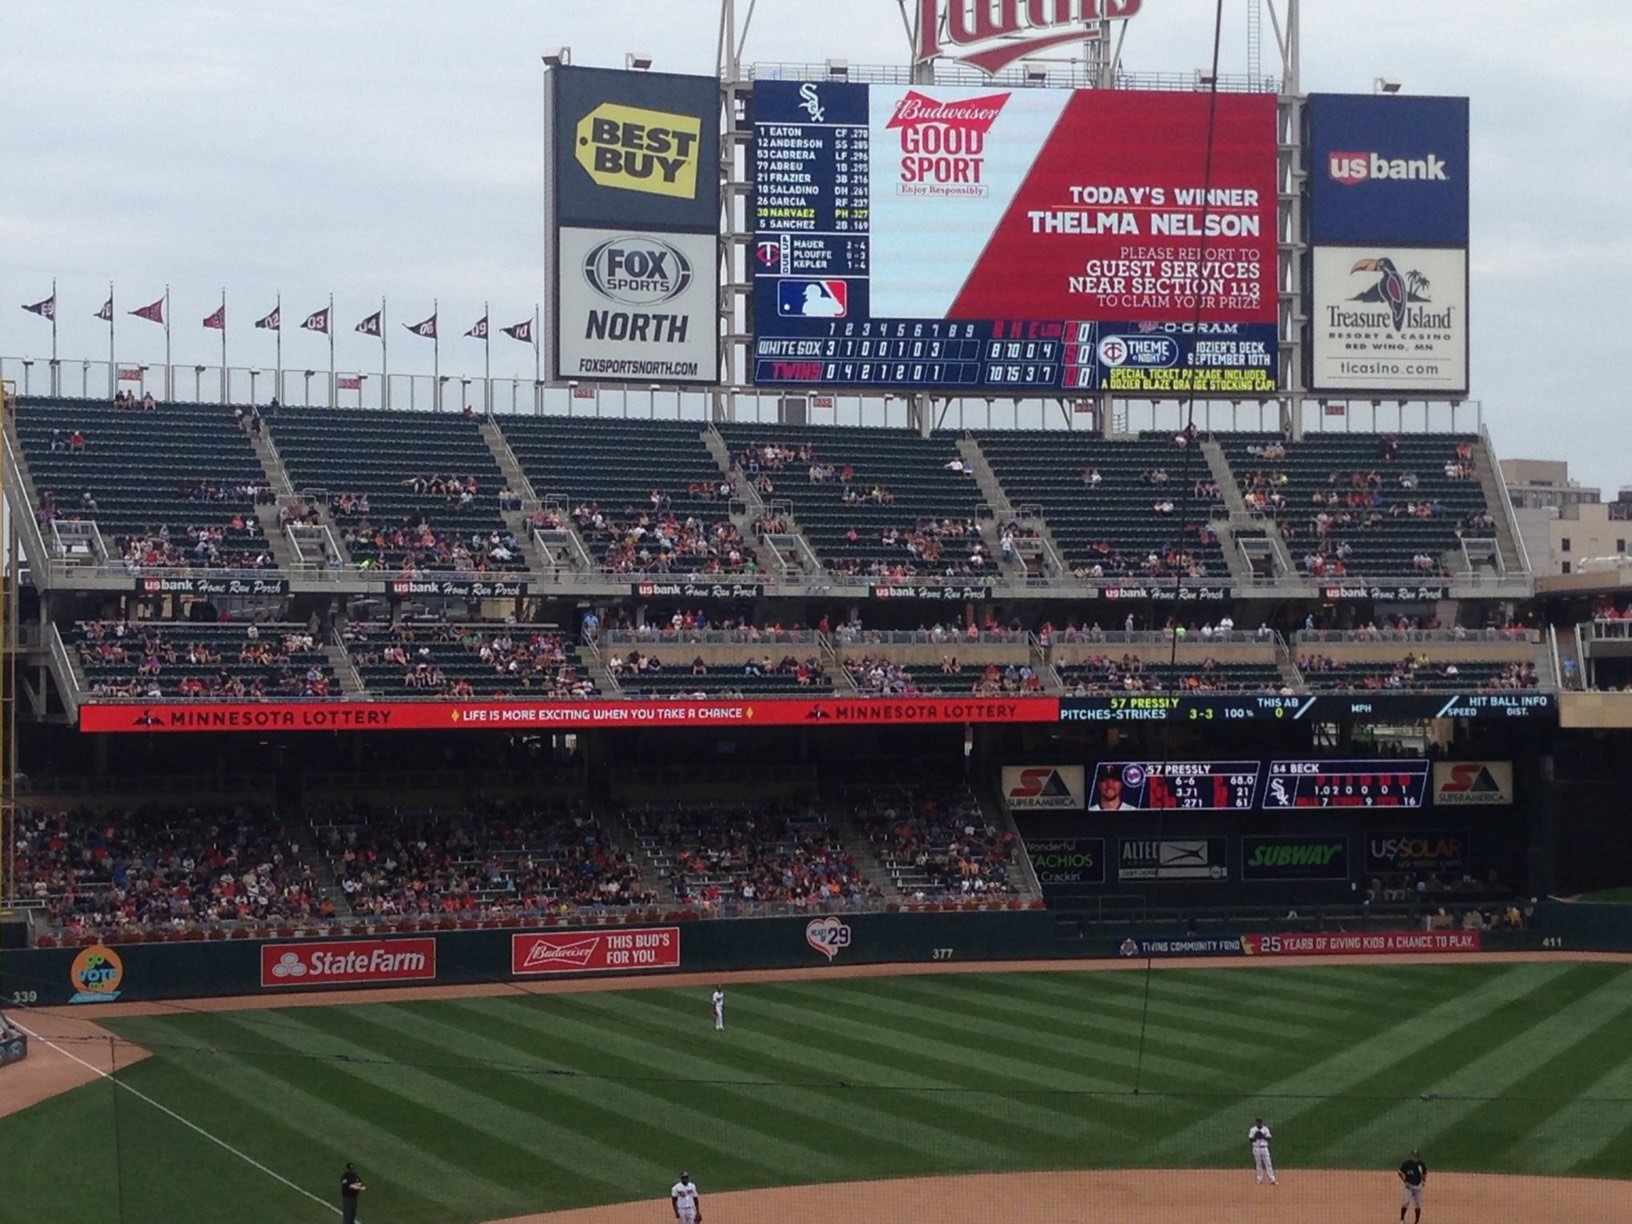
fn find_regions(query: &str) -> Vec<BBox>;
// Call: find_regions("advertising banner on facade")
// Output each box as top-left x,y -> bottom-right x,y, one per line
549,66 -> 719,231
1243,930 -> 1481,957
1307,94 -> 1469,245
1027,838 -> 1106,887
1364,830 -> 1471,875
511,927 -> 681,976
555,226 -> 718,384
1240,835 -> 1351,881
1432,761 -> 1514,805
260,938 -> 437,988
1002,766 -> 1086,811
1117,837 -> 1229,882
1309,245 -> 1467,394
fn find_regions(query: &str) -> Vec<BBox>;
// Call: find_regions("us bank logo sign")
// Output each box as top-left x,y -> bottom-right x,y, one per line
1309,245 -> 1467,395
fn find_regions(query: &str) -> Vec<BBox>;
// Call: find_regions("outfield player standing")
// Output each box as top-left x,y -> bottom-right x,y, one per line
1399,1149 -> 1427,1222
672,1171 -> 702,1224
1248,1118 -> 1277,1185
711,986 -> 725,1031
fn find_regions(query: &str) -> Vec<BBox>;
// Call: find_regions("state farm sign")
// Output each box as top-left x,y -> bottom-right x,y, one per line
511,926 -> 681,976
260,938 -> 437,988
914,1 -> 1142,75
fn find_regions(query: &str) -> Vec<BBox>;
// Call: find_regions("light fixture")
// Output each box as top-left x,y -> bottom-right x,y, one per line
1024,63 -> 1048,85
542,47 -> 571,68
827,58 -> 849,79
1374,77 -> 1402,94
626,52 -> 653,71
1195,69 -> 1216,87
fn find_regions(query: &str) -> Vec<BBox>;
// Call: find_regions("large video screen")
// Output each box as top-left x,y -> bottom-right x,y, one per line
752,81 -> 1279,393
1086,759 -> 1430,811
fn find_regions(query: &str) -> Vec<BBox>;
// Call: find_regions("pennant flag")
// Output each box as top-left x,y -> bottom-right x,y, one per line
502,318 -> 533,343
95,296 -> 115,322
466,316 -> 488,339
22,293 -> 56,321
356,310 -> 382,337
336,375 -> 363,391
130,297 -> 165,324
203,304 -> 226,330
255,306 -> 281,331
404,312 -> 438,339
301,306 -> 331,335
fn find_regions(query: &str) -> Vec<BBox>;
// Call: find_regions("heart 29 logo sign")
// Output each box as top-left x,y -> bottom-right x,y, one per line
806,916 -> 852,961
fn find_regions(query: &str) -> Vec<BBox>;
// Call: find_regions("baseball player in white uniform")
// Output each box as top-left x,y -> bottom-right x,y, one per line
671,1172 -> 701,1224
711,987 -> 725,1031
1248,1117 -> 1277,1185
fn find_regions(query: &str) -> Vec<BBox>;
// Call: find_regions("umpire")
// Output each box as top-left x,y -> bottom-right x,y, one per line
341,1161 -> 367,1224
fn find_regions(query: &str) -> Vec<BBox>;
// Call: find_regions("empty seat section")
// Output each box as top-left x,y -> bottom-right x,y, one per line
267,407 -> 522,571
16,397 -> 271,567
717,424 -> 986,576
498,417 -> 755,574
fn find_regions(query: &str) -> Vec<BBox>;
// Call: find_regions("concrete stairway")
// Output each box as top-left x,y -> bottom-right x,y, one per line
1472,433 -> 1529,577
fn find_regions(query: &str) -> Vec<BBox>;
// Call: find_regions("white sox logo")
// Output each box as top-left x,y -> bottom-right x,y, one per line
806,916 -> 852,961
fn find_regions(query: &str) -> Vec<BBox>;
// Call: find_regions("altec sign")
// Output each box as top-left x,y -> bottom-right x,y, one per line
512,927 -> 681,975
260,938 -> 437,988
914,1 -> 1142,75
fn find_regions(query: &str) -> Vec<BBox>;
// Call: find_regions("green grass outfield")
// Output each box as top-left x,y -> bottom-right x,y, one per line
1577,887 -> 1632,903
6,961 -> 1632,1224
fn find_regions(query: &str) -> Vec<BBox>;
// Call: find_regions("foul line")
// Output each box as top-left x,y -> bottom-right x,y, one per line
14,1020 -> 345,1220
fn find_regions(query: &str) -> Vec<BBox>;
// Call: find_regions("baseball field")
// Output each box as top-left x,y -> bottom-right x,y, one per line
4,954 -> 1632,1224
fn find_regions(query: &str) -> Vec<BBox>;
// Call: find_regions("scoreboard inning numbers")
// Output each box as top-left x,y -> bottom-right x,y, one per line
1086,759 -> 1432,811
1261,760 -> 1431,809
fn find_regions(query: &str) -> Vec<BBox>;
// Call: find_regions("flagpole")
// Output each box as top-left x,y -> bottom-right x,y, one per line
163,284 -> 172,399
533,302 -> 541,383
107,281 -> 116,399
50,277 -> 58,394
274,292 -> 282,402
433,297 -> 440,413
484,300 -> 491,416
328,292 -> 336,407
219,287 -> 228,401
381,296 -> 389,411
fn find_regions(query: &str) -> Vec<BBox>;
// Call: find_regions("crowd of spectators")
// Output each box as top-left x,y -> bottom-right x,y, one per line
1297,652 -> 1539,692
832,517 -> 991,581
1061,655 -> 1283,696
628,803 -> 875,908
321,801 -> 653,916
14,804 -> 325,930
77,621 -> 334,700
851,787 -> 1019,899
1068,535 -> 1215,582
336,515 -> 522,572
345,623 -> 593,698
571,498 -> 758,576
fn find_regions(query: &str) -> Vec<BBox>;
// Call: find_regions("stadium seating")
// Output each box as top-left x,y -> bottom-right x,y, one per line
343,622 -> 598,697
1216,432 -> 1497,579
976,431 -> 1227,580
624,801 -> 875,907
316,800 -> 654,916
498,417 -> 758,575
266,407 -> 524,571
718,424 -> 989,576
1297,656 -> 1539,692
14,396 -> 273,568
71,621 -> 337,699
1056,656 -> 1285,694
847,783 -> 1019,899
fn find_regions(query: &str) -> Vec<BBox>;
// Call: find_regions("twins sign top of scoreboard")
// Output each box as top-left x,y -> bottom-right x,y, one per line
752,81 -> 1279,394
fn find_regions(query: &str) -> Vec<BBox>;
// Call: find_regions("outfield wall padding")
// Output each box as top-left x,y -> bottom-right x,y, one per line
0,911 -> 1549,1008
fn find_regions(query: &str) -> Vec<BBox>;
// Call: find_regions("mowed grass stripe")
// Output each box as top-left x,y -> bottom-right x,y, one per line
132,1026 -> 486,1221
556,987 -> 1045,1161
367,997 -> 854,1186
838,975 -> 1254,1086
1525,1016 -> 1632,1173
1304,966 -> 1632,1169
216,1008 -> 662,1202
1145,961 -> 1579,1164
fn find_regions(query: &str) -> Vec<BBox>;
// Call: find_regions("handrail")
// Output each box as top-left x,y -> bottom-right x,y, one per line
47,622 -> 83,717
1482,422 -> 1532,576
1294,627 -> 1535,645
1548,625 -> 1565,691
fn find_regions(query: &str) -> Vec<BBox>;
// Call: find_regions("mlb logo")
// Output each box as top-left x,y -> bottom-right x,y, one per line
777,279 -> 848,319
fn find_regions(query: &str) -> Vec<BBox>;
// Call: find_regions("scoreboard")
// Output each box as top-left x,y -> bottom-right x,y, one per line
1085,759 -> 1434,811
751,80 -> 1280,394
1261,760 -> 1430,809
1089,761 -> 1260,811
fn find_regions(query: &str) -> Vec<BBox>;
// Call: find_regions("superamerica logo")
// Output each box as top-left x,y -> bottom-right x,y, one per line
887,90 -> 1009,197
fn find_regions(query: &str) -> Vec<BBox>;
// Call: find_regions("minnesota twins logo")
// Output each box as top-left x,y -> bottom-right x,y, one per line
805,916 -> 852,961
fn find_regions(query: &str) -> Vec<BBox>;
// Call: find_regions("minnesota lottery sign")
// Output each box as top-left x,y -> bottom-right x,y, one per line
752,81 -> 1279,394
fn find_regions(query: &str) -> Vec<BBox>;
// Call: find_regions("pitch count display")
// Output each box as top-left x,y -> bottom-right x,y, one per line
752,80 -> 1279,394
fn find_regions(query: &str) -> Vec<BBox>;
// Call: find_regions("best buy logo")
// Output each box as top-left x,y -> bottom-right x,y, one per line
575,103 -> 702,200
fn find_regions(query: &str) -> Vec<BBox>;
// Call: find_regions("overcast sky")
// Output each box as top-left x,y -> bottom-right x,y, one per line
3,1 -> 1627,491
